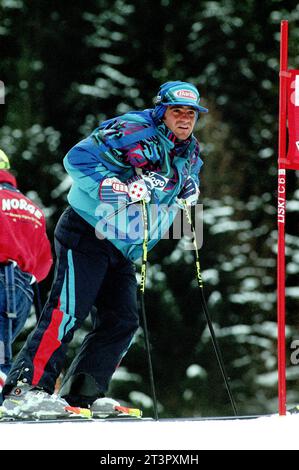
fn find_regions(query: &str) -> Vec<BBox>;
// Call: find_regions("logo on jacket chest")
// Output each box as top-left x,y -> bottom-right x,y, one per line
146,172 -> 170,190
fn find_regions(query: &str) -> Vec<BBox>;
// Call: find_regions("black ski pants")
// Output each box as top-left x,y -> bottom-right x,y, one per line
3,207 -> 139,400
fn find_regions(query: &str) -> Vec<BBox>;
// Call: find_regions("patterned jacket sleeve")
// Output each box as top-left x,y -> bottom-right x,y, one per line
189,140 -> 203,187
63,136 -> 128,201
63,120 -> 152,200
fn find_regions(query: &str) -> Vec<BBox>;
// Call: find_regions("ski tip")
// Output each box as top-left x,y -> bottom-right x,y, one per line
114,405 -> 142,418
64,406 -> 92,419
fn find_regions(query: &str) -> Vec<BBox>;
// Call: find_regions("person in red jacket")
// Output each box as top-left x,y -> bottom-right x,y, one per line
0,150 -> 52,397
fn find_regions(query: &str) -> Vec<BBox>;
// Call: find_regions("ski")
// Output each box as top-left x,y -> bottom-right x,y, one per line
2,412 -> 296,425
0,414 -> 146,424
0,402 -> 143,423
0,418 -> 150,424
0,412 -> 285,425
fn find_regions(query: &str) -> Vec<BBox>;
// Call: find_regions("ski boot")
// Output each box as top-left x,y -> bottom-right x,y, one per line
91,397 -> 142,419
0,383 -> 91,421
59,373 -> 142,419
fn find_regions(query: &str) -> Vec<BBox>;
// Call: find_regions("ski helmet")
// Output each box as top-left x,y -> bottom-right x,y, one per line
0,149 -> 10,170
153,81 -> 208,120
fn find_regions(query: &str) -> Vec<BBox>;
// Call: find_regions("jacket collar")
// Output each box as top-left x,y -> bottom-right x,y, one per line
156,121 -> 192,154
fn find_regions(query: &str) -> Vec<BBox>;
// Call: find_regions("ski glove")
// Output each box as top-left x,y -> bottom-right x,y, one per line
99,176 -> 153,204
127,175 -> 153,203
99,177 -> 129,204
176,176 -> 199,208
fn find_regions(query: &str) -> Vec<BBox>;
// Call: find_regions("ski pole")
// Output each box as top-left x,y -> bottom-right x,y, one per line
106,200 -> 136,220
183,202 -> 238,416
140,199 -> 159,420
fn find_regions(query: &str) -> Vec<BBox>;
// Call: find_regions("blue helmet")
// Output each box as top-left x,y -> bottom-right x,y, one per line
153,81 -> 208,120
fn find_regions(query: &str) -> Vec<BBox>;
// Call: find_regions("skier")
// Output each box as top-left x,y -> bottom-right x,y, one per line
0,150 -> 52,398
1,81 -> 208,419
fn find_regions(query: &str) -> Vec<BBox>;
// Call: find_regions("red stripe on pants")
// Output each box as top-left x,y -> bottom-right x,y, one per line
32,303 -> 63,385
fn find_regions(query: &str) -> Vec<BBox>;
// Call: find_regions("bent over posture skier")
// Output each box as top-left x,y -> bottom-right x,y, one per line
1,81 -> 208,419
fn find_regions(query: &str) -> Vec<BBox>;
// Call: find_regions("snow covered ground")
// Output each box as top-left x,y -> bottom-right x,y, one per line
1,414 -> 299,450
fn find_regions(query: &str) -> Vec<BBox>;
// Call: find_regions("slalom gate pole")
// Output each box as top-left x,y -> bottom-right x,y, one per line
277,20 -> 288,416
140,200 -> 159,420
183,202 -> 238,415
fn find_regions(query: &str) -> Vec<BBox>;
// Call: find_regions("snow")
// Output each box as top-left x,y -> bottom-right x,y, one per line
1,414 -> 299,450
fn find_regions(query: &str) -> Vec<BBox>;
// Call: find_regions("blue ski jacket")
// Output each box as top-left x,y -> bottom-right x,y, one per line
64,109 -> 203,261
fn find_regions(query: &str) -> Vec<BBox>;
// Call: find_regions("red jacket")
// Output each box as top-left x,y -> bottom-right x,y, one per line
0,170 -> 53,282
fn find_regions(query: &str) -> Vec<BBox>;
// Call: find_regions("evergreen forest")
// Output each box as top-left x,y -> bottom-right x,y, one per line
1,0 -> 299,418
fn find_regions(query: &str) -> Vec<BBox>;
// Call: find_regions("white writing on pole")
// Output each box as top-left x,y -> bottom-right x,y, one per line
296,75 -> 299,106
278,176 -> 286,224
